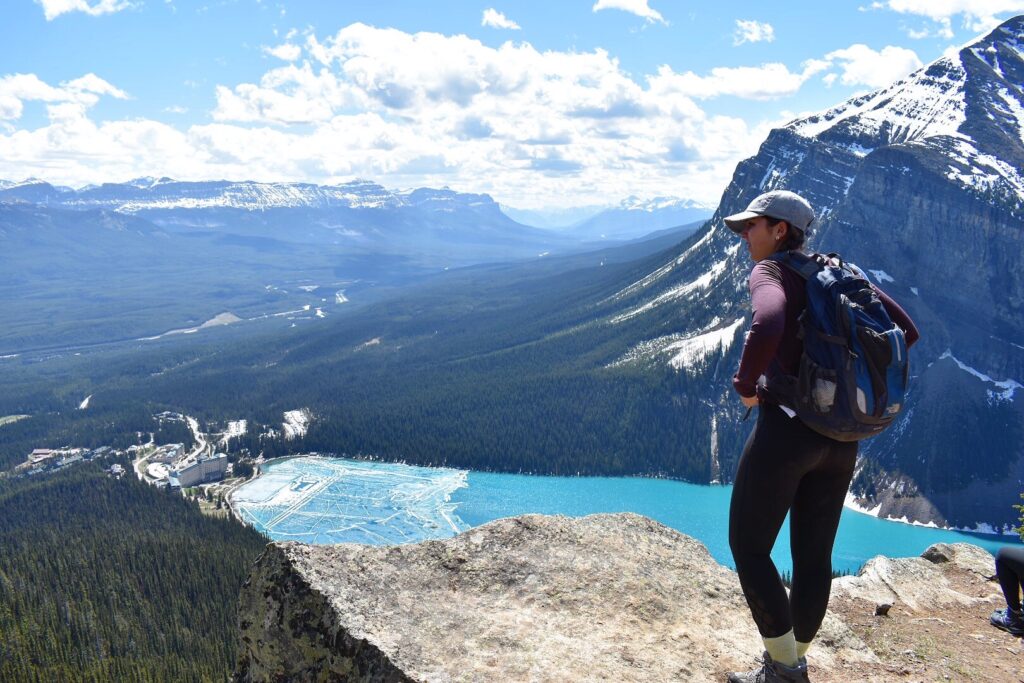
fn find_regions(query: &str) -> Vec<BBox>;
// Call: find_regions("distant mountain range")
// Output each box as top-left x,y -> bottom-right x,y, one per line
563,197 -> 713,242
0,178 -> 567,256
1,176 -> 712,246
503,196 -> 714,241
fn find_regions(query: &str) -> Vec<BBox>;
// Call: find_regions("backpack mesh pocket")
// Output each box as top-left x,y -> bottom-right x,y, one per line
797,353 -> 837,414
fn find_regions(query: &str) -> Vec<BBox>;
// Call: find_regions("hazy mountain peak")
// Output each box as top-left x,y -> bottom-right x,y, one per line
125,176 -> 176,189
617,196 -> 713,212
13,177 -> 54,188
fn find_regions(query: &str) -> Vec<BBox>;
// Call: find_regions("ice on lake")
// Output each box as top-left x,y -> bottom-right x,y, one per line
231,456 -> 469,545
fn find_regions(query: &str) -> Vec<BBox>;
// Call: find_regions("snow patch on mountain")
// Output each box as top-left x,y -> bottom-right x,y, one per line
997,88 -> 1024,145
1,179 -> 505,214
222,420 -> 248,445
355,337 -> 381,351
125,177 -> 174,189
604,228 -> 714,303
607,317 -> 744,370
666,318 -> 745,371
10,177 -> 55,189
282,410 -> 311,440
944,138 -> 1024,199
103,181 -> 401,213
617,196 -> 713,212
610,257 -> 728,324
940,350 -> 1022,402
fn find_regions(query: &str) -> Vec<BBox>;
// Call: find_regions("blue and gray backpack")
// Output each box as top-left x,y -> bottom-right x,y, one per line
765,251 -> 910,442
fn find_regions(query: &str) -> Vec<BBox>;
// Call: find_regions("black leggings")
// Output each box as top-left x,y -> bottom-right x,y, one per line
996,546 -> 1024,611
729,404 -> 857,641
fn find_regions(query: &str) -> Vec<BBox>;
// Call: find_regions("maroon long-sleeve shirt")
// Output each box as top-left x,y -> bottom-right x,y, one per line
732,259 -> 920,399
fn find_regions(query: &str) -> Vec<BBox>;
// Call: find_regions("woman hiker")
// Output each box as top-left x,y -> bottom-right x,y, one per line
723,190 -> 920,683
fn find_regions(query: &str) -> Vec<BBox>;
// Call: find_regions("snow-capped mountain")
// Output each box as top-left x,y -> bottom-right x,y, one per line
0,177 -> 566,228
0,178 -> 409,212
499,204 -> 608,229
565,196 -> 714,241
0,177 -> 582,264
616,196 -> 713,212
598,15 -> 1024,530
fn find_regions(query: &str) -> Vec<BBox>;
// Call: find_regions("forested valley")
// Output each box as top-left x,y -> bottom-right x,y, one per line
0,460 -> 267,682
0,224 -> 742,481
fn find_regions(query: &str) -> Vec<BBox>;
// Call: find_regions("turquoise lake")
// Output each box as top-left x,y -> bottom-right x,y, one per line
231,455 -> 1020,574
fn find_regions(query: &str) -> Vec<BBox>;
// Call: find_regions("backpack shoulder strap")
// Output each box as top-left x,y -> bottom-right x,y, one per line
764,251 -> 822,281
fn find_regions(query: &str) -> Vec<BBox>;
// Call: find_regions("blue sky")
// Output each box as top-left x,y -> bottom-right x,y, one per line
1,1 -> 1020,207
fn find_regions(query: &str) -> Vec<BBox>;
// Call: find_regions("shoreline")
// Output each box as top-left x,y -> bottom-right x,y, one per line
842,492 -> 1019,538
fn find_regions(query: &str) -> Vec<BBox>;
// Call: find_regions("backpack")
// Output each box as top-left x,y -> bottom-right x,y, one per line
764,251 -> 910,442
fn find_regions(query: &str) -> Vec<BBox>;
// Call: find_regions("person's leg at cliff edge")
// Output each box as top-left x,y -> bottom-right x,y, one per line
726,404 -> 856,683
991,546 -> 1024,637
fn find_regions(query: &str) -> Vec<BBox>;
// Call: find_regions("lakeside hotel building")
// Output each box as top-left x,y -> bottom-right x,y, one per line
170,453 -> 228,488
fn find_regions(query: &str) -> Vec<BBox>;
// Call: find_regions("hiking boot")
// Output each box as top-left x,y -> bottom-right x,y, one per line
726,652 -> 811,683
990,607 -> 1024,637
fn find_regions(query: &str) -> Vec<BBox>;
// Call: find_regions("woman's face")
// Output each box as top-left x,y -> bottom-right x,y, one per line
741,216 -> 783,262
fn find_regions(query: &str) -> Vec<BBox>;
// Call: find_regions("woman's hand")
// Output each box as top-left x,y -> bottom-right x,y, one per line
740,393 -> 759,408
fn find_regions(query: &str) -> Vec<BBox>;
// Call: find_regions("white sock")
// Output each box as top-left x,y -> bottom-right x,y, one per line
763,630 -> 799,667
796,640 -> 811,659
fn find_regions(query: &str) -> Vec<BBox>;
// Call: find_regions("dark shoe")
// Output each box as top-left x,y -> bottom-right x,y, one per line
726,652 -> 811,683
990,607 -> 1024,637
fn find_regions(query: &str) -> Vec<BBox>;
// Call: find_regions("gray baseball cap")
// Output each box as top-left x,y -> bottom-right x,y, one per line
723,190 -> 815,234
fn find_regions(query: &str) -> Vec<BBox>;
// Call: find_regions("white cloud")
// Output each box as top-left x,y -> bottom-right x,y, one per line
36,0 -> 133,20
212,62 -> 359,125
482,8 -> 520,30
0,26 -> 815,207
871,1 -> 1023,35
264,43 -> 302,61
733,20 -> 775,46
649,60 -> 829,100
823,44 -> 923,88
942,44 -> 962,60
0,72 -> 127,120
592,0 -> 666,25
905,24 -> 955,39
64,73 -> 129,99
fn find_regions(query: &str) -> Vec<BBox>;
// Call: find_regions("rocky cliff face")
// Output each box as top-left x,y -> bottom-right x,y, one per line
233,514 -> 1017,682
603,16 -> 1024,530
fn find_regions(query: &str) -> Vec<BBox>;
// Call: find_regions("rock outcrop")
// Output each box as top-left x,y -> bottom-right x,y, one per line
233,513 -> 1015,682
